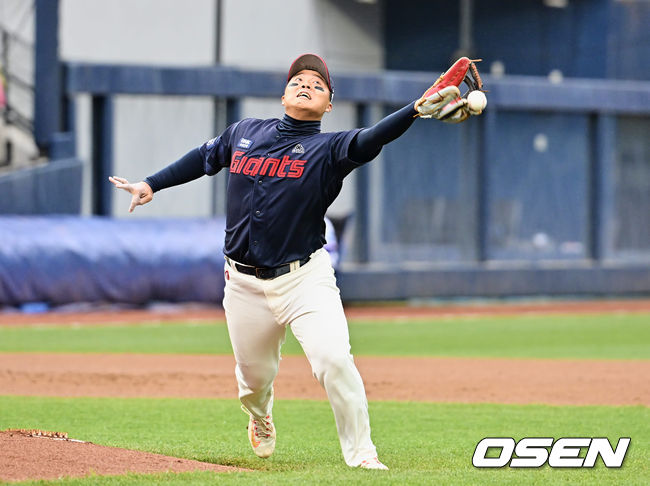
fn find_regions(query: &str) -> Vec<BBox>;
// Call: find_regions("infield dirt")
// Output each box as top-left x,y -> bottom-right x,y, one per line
1,352 -> 648,406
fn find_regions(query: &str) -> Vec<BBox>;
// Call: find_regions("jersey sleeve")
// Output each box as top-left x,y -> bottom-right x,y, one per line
199,121 -> 241,175
329,128 -> 365,176
349,102 -> 417,163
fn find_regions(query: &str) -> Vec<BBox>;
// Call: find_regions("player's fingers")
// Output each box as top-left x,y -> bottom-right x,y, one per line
114,183 -> 133,192
128,194 -> 139,213
128,191 -> 152,213
108,176 -> 132,192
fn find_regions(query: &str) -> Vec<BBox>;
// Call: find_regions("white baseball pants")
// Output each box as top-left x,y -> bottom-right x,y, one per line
222,248 -> 377,467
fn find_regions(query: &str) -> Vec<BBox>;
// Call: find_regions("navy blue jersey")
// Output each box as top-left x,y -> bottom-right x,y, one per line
144,103 -> 416,268
199,117 -> 363,267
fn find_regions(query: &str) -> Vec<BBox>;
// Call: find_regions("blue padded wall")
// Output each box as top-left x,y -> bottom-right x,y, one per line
0,217 -> 226,306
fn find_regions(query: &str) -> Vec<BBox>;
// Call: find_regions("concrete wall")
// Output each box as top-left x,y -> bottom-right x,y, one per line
60,0 -> 216,217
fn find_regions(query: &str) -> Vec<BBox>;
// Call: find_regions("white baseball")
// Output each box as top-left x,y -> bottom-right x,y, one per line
467,90 -> 487,112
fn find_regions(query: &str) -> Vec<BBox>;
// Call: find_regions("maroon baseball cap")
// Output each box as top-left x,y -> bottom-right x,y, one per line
287,53 -> 334,98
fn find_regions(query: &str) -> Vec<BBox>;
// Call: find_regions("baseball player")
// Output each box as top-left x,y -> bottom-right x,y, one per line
110,54 -> 483,470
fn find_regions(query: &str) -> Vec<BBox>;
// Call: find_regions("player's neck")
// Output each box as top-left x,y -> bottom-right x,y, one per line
278,114 -> 321,136
283,104 -> 326,121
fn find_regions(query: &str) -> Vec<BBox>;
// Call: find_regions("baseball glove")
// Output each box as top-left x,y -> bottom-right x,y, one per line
414,57 -> 484,123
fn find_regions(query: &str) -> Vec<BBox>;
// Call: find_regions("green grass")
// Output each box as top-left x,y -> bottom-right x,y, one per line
1,396 -> 648,485
1,311 -> 648,484
0,313 -> 648,359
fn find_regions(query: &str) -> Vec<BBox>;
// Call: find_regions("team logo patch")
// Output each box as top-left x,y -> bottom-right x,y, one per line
205,137 -> 218,148
238,138 -> 253,149
292,143 -> 305,154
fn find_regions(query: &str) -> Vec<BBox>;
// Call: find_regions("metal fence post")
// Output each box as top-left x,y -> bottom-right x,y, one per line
91,95 -> 114,216
353,103 -> 372,264
34,0 -> 61,153
477,106 -> 496,262
589,114 -> 615,261
1,30 -> 9,125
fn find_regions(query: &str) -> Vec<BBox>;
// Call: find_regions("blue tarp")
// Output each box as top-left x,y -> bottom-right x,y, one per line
0,216 -> 226,306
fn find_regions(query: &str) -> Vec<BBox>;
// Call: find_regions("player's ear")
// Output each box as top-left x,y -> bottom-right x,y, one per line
325,102 -> 332,113
281,94 -> 285,106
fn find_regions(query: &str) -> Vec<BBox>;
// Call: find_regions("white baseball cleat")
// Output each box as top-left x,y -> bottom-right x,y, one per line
243,407 -> 276,459
359,456 -> 389,470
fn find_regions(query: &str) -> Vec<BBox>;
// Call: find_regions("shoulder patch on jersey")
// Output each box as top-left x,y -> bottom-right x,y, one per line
292,143 -> 305,154
205,136 -> 218,148
237,137 -> 253,149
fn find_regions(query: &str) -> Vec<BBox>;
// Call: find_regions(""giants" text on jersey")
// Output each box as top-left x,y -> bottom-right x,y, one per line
230,150 -> 306,178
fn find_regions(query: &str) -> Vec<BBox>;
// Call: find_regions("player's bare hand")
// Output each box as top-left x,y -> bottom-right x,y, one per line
108,176 -> 153,213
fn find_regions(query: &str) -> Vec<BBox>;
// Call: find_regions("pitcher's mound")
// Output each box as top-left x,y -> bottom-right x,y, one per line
0,429 -> 247,482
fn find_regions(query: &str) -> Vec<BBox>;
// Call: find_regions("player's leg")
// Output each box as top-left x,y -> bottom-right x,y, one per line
223,263 -> 286,457
283,250 -> 379,467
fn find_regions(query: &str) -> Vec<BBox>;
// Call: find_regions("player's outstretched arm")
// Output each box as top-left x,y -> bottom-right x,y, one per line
108,147 -> 208,213
108,176 -> 153,213
349,103 -> 418,163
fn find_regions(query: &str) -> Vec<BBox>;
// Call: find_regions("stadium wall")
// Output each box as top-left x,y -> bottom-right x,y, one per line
1,0 -> 649,306
2,64 -> 647,306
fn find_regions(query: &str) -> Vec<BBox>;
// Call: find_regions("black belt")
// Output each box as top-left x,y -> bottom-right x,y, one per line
225,256 -> 311,280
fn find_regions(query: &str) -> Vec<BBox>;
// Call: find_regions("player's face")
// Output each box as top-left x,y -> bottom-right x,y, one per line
282,70 -> 332,121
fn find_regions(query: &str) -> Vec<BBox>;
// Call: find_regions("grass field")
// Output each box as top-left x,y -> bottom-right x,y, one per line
1,313 -> 649,359
2,397 -> 648,485
1,311 -> 649,485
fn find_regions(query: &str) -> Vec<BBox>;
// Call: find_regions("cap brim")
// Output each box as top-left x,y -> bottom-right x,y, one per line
287,54 -> 333,94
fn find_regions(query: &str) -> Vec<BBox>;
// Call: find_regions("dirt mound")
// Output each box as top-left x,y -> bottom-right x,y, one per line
0,429 -> 246,483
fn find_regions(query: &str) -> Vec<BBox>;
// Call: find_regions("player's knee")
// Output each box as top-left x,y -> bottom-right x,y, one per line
311,352 -> 354,382
238,362 -> 279,391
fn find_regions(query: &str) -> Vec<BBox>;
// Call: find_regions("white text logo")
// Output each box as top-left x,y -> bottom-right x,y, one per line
237,137 -> 252,149
472,437 -> 631,468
